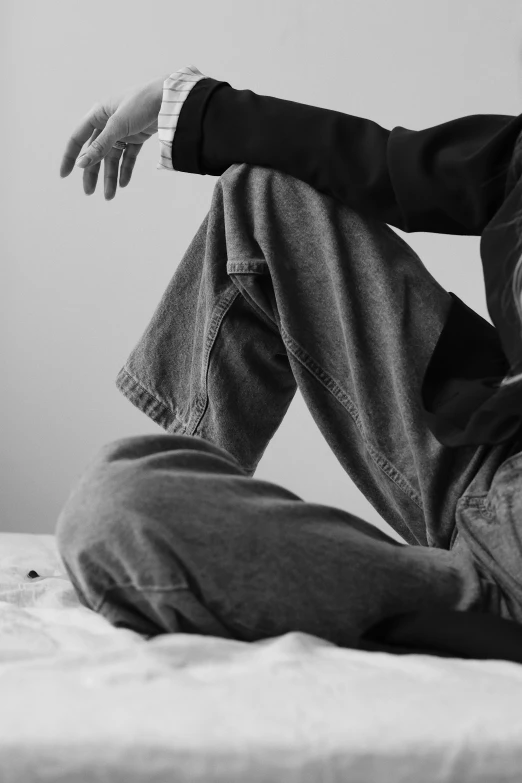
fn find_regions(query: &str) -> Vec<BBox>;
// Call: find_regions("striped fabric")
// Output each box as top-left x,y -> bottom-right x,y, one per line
157,65 -> 208,171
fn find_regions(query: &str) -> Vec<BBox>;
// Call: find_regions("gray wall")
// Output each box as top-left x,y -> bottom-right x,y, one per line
2,0 -> 521,539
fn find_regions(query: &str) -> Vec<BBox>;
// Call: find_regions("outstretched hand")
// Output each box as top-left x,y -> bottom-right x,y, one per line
59,74 -> 169,200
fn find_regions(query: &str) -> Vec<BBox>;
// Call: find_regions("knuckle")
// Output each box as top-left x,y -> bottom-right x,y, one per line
89,138 -> 104,154
105,114 -> 123,134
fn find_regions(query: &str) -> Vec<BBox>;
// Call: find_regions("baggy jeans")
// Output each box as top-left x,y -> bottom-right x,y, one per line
55,163 -> 522,648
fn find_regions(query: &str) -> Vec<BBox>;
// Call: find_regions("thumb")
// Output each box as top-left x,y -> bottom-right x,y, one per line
77,120 -> 122,168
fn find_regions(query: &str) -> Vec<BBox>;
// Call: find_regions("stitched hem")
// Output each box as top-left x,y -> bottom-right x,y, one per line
115,366 -> 188,433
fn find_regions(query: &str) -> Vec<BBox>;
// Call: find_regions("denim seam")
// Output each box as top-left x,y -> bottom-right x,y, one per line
118,287 -> 240,437
228,274 -> 280,333
280,322 -> 424,511
458,494 -> 494,517
94,582 -> 190,614
117,367 -> 189,434
189,286 -> 242,436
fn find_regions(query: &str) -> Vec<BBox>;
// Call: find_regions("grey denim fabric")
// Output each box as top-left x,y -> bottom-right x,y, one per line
55,163 -> 522,646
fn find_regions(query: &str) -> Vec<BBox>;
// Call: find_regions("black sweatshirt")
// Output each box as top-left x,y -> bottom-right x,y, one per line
170,76 -> 522,448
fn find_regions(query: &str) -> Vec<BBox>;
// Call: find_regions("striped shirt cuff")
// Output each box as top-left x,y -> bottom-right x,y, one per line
157,65 -> 208,171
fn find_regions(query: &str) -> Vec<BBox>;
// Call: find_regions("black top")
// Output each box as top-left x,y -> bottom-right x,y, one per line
170,77 -> 522,448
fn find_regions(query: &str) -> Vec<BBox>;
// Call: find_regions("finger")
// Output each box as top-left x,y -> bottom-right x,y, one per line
76,114 -> 125,169
103,145 -> 125,201
82,128 -> 103,195
119,143 -> 143,188
59,104 -> 104,178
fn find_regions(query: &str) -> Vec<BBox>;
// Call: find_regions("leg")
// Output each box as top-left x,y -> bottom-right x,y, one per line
55,434 -> 487,646
115,163 -> 512,551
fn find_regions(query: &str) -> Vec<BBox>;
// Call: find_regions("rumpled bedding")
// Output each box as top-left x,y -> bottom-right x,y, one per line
1,531 -> 522,783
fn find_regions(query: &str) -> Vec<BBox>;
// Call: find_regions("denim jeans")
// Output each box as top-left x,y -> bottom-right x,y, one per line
55,163 -> 522,648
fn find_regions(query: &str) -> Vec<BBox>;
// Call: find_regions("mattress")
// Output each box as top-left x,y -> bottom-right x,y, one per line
0,531 -> 521,783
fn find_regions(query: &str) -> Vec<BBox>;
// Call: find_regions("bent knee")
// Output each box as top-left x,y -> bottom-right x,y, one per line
54,437 -> 149,562
54,432 -> 238,566
54,434 -> 201,559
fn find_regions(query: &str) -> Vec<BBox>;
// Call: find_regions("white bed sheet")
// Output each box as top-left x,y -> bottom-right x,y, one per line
0,531 -> 521,783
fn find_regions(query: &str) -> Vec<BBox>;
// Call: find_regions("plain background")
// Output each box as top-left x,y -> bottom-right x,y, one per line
2,0 -> 522,541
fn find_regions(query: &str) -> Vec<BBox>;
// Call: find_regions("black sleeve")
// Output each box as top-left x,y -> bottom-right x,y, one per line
171,77 -> 522,236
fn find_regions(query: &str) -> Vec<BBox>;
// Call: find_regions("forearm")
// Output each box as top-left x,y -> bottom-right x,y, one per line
163,70 -> 522,235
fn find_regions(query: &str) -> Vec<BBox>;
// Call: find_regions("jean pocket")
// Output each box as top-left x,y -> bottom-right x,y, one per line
457,487 -> 522,622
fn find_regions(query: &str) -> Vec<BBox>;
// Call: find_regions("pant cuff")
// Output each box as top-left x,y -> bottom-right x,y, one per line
115,366 -> 187,434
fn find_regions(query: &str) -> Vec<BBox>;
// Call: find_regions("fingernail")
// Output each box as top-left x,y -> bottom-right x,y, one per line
76,155 -> 90,168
